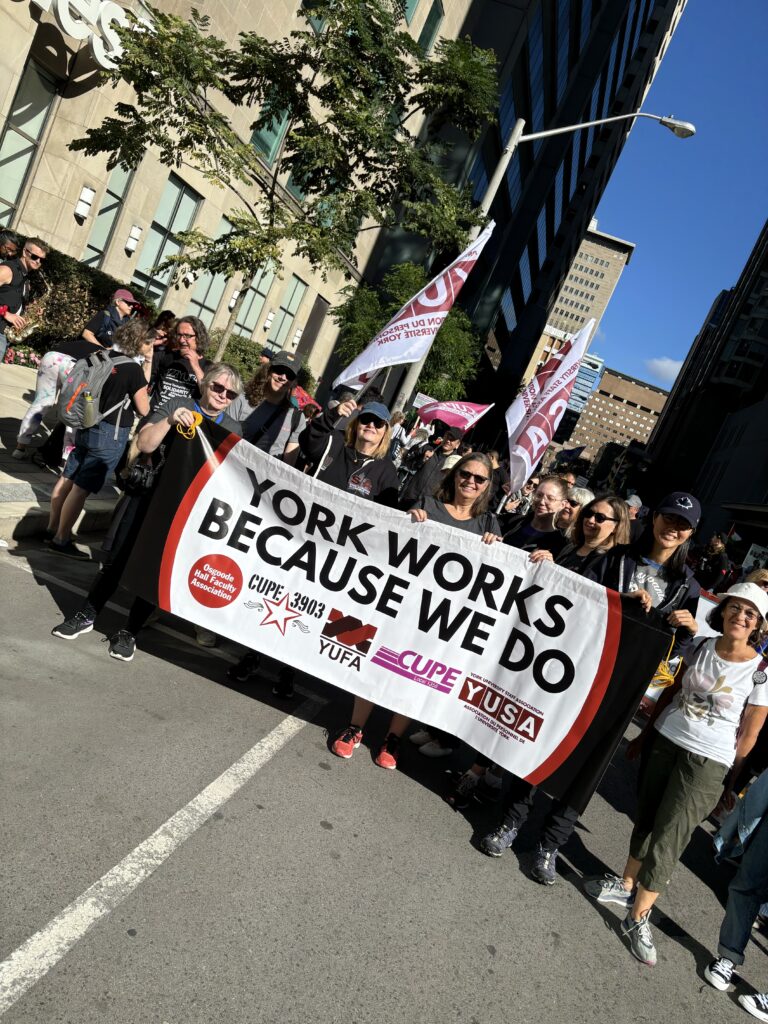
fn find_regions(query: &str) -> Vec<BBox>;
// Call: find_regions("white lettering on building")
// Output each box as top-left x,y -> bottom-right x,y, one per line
30,0 -> 134,71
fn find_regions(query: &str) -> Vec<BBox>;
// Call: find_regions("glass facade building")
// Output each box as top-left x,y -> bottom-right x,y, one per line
568,353 -> 605,413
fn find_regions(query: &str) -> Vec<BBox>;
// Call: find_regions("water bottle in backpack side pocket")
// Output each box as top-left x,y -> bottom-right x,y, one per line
82,391 -> 96,428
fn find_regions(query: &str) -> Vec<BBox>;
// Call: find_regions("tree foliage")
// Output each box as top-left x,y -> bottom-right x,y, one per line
332,262 -> 481,402
71,1 -> 497,295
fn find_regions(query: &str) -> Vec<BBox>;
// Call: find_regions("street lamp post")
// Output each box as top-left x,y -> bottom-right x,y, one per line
392,110 -> 695,410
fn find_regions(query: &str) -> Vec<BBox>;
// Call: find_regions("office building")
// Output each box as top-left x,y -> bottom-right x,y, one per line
568,367 -> 667,459
647,218 -> 768,539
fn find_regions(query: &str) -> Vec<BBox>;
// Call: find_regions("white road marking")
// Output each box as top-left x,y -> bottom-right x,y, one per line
0,695 -> 325,1014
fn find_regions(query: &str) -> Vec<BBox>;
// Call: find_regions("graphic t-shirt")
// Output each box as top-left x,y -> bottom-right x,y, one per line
151,352 -> 211,408
656,637 -> 768,766
630,558 -> 668,607
98,353 -> 147,426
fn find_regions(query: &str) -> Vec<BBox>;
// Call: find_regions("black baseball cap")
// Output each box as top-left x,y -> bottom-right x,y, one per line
656,492 -> 701,529
270,349 -> 302,375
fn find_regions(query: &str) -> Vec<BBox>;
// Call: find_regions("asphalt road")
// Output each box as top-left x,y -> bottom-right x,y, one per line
1,541 -> 765,1024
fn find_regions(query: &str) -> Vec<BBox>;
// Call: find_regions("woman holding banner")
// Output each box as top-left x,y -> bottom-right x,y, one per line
585,583 -> 768,969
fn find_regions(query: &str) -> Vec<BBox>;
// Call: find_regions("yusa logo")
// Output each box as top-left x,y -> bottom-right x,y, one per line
319,609 -> 378,671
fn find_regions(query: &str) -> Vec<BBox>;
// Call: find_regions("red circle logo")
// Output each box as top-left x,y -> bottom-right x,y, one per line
188,554 -> 243,608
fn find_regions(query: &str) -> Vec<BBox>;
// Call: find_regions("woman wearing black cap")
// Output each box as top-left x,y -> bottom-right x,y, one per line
228,350 -> 305,462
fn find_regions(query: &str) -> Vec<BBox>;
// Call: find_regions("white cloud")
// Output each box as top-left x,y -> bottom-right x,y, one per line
645,356 -> 683,385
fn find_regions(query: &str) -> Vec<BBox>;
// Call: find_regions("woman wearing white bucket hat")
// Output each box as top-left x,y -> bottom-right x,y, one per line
584,582 -> 768,968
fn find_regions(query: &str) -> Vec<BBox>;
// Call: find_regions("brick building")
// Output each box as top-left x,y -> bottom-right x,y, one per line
568,367 -> 667,460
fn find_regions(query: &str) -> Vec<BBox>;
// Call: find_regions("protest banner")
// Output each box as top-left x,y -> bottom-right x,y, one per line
333,222 -> 495,388
505,319 -> 594,491
124,422 -> 671,812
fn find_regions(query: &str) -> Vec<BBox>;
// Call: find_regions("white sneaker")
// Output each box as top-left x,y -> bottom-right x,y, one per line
583,873 -> 635,907
195,627 -> 217,647
621,910 -> 657,967
419,740 -> 454,758
408,729 -> 433,746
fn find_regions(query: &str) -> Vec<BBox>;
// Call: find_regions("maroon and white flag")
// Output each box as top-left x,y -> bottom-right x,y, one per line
505,319 -> 594,491
333,222 -> 495,388
417,400 -> 494,432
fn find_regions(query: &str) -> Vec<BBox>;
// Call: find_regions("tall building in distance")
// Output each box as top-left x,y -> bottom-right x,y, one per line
518,219 -> 633,386
569,353 -> 606,413
448,0 -> 687,419
648,218 -> 768,538
568,367 -> 667,460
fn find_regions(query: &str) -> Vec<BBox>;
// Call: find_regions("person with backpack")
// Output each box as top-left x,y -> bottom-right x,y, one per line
50,363 -> 243,661
45,320 -> 152,559
227,350 -> 305,463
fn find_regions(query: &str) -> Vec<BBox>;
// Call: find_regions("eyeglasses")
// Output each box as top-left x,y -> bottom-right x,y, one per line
583,511 -> 617,525
566,499 -> 581,508
23,249 -> 45,263
270,366 -> 296,382
358,413 -> 386,428
458,469 -> 489,486
726,602 -> 760,624
176,331 -> 196,339
658,513 -> 693,531
209,381 -> 238,401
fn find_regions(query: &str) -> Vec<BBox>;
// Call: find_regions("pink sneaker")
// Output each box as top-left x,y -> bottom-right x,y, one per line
331,725 -> 363,759
374,733 -> 400,770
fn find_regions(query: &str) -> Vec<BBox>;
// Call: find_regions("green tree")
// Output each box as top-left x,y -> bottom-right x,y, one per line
71,1 -> 497,359
332,262 -> 481,401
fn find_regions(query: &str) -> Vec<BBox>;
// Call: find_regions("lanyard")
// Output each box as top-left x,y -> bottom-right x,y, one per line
194,401 -> 224,425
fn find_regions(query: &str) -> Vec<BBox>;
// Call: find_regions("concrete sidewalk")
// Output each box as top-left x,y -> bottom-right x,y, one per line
0,363 -> 119,541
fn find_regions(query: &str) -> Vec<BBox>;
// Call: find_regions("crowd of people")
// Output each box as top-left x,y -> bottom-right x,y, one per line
2,233 -> 767,1015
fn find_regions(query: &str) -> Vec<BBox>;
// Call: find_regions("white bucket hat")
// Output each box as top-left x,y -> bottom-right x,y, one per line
723,582 -> 768,623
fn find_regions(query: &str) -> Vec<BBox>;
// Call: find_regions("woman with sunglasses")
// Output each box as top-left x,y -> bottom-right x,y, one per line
555,486 -> 594,536
585,583 -> 768,969
478,496 -> 631,870
227,350 -> 305,463
51,364 -> 243,662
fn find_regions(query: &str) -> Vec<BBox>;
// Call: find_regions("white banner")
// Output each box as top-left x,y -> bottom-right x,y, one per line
333,222 -> 496,388
126,431 -> 674,792
505,319 -> 594,491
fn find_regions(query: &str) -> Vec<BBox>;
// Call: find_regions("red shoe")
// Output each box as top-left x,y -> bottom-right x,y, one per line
374,733 -> 400,770
331,725 -> 363,759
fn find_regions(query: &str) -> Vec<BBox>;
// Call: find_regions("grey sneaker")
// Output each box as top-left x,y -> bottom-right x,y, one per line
531,844 -> 558,885
480,824 -> 519,857
52,609 -> 94,639
704,957 -> 734,991
739,992 -> 768,1022
621,910 -> 657,966
584,873 -> 635,907
106,630 -> 136,662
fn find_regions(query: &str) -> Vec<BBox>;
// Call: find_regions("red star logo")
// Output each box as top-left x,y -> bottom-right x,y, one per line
259,592 -> 302,636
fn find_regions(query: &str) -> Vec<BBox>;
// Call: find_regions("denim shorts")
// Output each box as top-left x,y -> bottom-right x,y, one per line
63,420 -> 131,494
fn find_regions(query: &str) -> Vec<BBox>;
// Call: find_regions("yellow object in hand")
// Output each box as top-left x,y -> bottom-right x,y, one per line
176,411 -> 204,440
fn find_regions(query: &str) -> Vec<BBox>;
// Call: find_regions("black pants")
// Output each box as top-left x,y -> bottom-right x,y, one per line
501,774 -> 580,850
83,493 -> 155,636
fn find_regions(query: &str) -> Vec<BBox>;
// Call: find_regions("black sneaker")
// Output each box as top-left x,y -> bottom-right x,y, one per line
445,769 -> 481,809
273,666 -> 295,698
531,844 -> 558,885
480,823 -> 519,857
226,652 -> 261,684
704,957 -> 735,991
106,630 -> 136,662
52,609 -> 95,640
49,539 -> 90,561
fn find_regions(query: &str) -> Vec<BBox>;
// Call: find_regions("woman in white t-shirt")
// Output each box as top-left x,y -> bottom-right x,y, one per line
585,582 -> 768,968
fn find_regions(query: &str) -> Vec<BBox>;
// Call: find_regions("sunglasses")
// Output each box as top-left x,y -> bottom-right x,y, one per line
24,250 -> 45,262
209,381 -> 238,401
458,469 -> 489,486
358,413 -> 386,428
270,366 -> 296,382
566,499 -> 581,508
583,511 -> 617,525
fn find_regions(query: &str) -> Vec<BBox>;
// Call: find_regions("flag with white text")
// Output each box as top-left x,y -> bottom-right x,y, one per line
417,400 -> 494,432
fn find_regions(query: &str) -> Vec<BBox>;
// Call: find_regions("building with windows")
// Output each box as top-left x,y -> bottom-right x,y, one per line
446,0 -> 687,417
519,219 -> 632,387
567,367 -> 667,459
647,218 -> 768,538
1,0 -> 466,379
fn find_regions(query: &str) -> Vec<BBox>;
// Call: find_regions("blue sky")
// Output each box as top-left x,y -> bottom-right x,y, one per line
590,0 -> 768,389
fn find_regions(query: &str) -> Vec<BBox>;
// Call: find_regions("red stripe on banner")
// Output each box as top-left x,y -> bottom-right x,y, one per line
525,587 -> 623,786
158,432 -> 241,610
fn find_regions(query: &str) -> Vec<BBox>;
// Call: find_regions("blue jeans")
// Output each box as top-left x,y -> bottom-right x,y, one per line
718,813 -> 768,965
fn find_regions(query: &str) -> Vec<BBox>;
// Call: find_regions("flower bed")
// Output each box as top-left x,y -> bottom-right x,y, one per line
3,345 -> 42,368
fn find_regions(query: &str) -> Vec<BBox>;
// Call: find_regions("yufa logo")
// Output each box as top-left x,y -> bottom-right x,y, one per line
370,647 -> 461,693
459,677 -> 544,742
319,609 -> 378,671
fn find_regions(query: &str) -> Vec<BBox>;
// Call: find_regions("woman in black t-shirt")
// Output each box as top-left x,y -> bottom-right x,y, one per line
46,321 -> 152,558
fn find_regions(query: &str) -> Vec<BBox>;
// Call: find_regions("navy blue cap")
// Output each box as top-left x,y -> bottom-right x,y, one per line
656,492 -> 701,529
356,401 -> 391,423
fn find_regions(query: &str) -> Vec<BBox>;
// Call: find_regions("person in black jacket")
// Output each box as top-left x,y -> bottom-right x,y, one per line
398,426 -> 462,508
502,475 -> 570,557
695,534 -> 730,593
